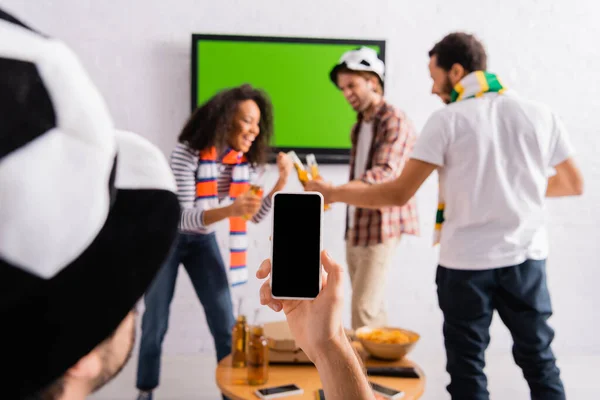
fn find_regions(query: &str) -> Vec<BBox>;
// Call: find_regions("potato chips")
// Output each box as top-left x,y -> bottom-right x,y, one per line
358,328 -> 413,345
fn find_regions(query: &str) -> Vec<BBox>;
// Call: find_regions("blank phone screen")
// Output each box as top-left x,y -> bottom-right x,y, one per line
271,193 -> 321,298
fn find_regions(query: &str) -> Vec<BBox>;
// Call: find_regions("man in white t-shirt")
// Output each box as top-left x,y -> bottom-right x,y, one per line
308,33 -> 583,400
319,47 -> 419,330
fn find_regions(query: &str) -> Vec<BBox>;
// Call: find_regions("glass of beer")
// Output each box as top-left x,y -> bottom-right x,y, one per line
246,325 -> 269,385
243,166 -> 266,220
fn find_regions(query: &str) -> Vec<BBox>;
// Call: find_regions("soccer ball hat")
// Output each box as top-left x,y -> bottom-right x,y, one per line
329,46 -> 385,90
0,9 -> 179,398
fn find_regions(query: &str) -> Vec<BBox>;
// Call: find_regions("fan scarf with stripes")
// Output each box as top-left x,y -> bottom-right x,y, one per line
197,147 -> 250,285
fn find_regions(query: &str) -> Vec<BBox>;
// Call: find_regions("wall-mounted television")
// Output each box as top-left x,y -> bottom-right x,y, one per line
191,34 -> 386,163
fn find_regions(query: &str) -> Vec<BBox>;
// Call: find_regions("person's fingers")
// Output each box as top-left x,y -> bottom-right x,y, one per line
259,280 -> 283,312
267,302 -> 283,312
277,154 -> 286,168
248,197 -> 262,205
257,261 -> 282,312
321,250 -> 343,295
256,258 -> 271,279
259,281 -> 272,303
244,198 -> 262,215
320,265 -> 329,290
259,281 -> 270,304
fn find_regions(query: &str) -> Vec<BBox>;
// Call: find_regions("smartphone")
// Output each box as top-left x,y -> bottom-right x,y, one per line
255,383 -> 304,399
370,382 -> 405,399
317,388 -> 391,400
271,192 -> 323,300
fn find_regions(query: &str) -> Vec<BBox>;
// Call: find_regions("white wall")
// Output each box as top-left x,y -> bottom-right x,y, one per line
6,0 -> 600,382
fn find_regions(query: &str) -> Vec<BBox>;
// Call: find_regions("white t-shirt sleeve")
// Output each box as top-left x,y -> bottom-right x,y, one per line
410,111 -> 448,167
549,113 -> 575,167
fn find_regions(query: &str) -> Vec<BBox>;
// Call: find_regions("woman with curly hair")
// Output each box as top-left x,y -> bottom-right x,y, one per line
136,84 -> 292,399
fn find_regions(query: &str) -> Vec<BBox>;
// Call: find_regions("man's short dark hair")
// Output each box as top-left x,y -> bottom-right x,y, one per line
429,32 -> 487,72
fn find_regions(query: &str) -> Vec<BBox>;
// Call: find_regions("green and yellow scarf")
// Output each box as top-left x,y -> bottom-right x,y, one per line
433,71 -> 506,246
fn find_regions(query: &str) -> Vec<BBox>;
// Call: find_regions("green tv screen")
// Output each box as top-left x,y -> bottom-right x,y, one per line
191,35 -> 385,163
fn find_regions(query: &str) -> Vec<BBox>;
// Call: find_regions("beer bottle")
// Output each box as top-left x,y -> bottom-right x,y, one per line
306,154 -> 331,211
287,151 -> 311,186
231,314 -> 249,367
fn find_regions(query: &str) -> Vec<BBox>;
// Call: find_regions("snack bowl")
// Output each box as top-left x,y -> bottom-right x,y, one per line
355,326 -> 420,361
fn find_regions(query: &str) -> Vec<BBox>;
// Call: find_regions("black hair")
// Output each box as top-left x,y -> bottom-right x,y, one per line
429,32 -> 487,72
179,84 -> 273,165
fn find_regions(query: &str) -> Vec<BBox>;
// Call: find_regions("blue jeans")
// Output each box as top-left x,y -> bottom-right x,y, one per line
136,232 -> 235,391
436,259 -> 565,400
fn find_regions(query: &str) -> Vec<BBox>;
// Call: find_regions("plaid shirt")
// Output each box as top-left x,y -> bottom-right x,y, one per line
346,100 -> 420,246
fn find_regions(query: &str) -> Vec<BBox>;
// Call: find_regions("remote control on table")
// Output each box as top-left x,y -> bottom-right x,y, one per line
366,366 -> 420,379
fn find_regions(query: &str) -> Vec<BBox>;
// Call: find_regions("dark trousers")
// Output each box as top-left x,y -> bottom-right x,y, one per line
436,259 -> 565,400
136,232 -> 235,391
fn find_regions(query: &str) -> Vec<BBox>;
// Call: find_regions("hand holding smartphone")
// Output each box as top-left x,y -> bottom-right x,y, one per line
270,192 -> 323,300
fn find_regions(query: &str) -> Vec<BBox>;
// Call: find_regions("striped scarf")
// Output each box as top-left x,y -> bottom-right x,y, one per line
433,71 -> 506,245
197,147 -> 250,285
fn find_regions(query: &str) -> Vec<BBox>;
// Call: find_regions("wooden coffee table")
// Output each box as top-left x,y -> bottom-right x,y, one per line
216,343 -> 425,399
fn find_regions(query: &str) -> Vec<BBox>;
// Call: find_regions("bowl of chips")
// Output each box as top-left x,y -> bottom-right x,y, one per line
355,326 -> 420,360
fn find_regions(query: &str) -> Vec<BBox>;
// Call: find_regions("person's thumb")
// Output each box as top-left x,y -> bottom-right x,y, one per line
321,250 -> 343,297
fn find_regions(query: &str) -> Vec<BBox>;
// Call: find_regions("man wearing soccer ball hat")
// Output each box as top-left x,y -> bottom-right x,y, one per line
0,8 -> 179,399
0,6 -> 394,400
